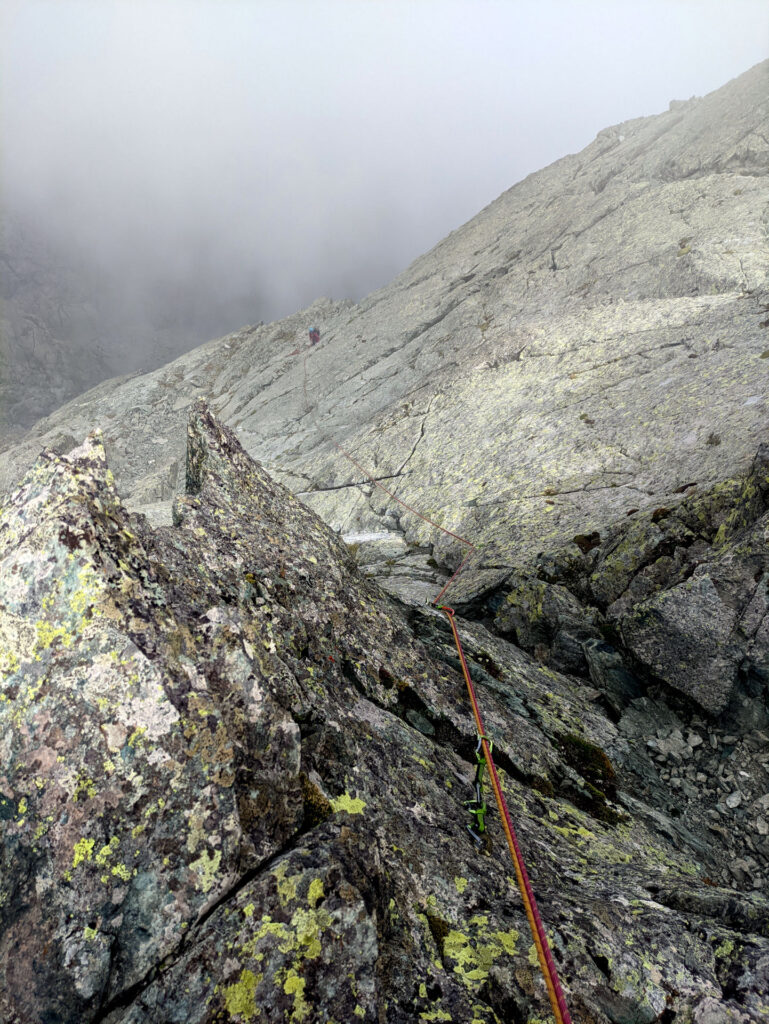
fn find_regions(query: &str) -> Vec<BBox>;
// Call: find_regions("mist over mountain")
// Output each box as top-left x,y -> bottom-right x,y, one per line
2,1 -> 767,433
3,56 -> 767,595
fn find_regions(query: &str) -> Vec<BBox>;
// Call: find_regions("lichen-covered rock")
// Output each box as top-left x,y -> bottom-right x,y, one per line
619,550 -> 763,714
492,570 -> 604,674
2,402 -> 768,1022
0,432 -> 252,1019
488,443 -> 769,716
615,447 -> 769,714
588,514 -> 697,610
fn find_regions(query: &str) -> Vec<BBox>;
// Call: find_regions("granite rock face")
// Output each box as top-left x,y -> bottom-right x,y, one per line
2,62 -> 768,608
490,444 -> 769,716
1,402 -> 769,1023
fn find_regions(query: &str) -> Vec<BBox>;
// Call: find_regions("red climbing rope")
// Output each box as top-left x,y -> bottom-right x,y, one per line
299,337 -> 572,1024
439,606 -> 572,1024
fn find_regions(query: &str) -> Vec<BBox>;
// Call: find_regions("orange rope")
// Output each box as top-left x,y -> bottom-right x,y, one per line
299,337 -> 572,1023
440,606 -> 572,1024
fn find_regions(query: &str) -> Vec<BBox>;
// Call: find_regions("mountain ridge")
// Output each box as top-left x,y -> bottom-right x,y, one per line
2,60 -> 769,1021
2,64 -> 767,608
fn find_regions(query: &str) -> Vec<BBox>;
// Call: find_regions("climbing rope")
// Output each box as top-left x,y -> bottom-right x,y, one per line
298,335 -> 572,1024
438,606 -> 572,1024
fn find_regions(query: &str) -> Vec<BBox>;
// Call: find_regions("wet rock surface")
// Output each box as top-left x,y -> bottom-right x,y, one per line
1,402 -> 768,1022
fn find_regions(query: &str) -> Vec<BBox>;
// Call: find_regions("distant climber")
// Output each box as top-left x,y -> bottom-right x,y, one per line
309,326 -> 320,346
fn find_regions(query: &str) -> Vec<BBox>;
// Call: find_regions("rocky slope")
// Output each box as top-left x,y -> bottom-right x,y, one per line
1,61 -> 767,608
1,60 -> 769,1023
1,403 -> 768,1024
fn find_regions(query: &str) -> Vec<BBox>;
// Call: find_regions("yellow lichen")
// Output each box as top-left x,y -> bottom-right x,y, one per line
715,939 -> 735,957
330,792 -> 366,815
283,969 -> 310,1022
95,836 -> 120,866
72,837 -> 95,868
223,968 -> 261,1020
0,647 -> 19,675
308,878 -> 325,908
74,775 -> 97,801
127,726 -> 146,748
494,929 -> 519,955
190,848 -> 221,893
290,905 -> 332,959
442,930 -> 490,983
273,862 -> 301,906
34,620 -> 72,651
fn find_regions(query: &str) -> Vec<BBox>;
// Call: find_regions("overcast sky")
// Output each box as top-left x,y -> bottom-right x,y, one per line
2,0 -> 768,354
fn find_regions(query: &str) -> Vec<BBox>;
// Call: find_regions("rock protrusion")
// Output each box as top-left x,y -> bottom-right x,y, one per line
2,404 -> 769,1022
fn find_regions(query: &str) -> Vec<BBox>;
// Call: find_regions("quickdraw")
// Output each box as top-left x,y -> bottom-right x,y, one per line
465,733 -> 493,844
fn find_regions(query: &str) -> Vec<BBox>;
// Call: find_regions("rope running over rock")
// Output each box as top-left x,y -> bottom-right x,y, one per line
300,338 -> 572,1024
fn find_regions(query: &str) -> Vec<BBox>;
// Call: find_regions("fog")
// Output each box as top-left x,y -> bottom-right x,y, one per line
2,0 -> 768,373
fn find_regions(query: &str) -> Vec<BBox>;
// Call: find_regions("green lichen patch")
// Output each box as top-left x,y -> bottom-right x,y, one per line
439,918 -> 520,990
224,967 -> 262,1020
330,792 -> 366,815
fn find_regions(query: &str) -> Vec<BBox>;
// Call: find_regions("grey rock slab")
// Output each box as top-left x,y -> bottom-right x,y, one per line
2,64 -> 769,605
621,570 -> 746,713
617,486 -> 769,713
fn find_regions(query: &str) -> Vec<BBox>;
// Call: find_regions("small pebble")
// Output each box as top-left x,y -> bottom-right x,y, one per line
726,791 -> 742,809
681,781 -> 698,801
730,858 -> 752,884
